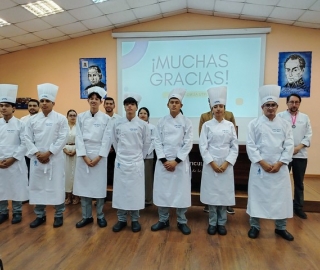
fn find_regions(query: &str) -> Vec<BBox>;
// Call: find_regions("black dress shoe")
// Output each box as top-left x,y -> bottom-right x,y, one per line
97,217 -> 107,228
226,206 -> 235,215
151,220 -> 170,231
30,216 -> 46,228
132,221 -> 141,232
177,223 -> 191,235
294,209 -> 307,219
76,217 -> 93,228
217,225 -> 227,235
112,221 -> 127,232
207,225 -> 217,235
53,217 -> 63,228
248,226 -> 259,239
275,229 -> 294,241
12,214 -> 22,224
0,213 -> 9,224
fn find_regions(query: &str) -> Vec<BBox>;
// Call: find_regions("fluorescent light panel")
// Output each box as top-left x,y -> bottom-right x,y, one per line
22,0 -> 64,18
92,0 -> 108,3
0,18 -> 11,27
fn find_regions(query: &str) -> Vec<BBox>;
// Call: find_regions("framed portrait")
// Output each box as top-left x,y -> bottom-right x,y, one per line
278,51 -> 312,98
16,97 -> 31,109
79,58 -> 107,99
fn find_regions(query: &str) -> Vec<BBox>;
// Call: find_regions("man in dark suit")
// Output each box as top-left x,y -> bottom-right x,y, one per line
199,98 -> 236,215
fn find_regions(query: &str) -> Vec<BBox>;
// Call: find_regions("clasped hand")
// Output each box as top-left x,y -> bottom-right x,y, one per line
36,151 -> 51,164
0,157 -> 16,169
163,160 -> 178,172
83,156 -> 101,167
210,161 -> 229,173
259,160 -> 283,173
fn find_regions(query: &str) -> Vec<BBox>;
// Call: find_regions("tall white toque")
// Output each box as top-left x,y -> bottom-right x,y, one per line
88,86 -> 106,99
37,83 -> 59,102
259,85 -> 280,105
0,84 -> 18,103
207,86 -> 227,107
123,92 -> 142,104
168,88 -> 186,102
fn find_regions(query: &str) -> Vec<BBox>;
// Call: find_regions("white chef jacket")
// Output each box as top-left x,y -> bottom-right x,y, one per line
153,113 -> 193,208
277,110 -> 312,159
246,115 -> 294,219
73,111 -> 111,198
199,118 -> 238,205
0,117 -> 28,201
25,110 -> 68,205
112,116 -> 150,210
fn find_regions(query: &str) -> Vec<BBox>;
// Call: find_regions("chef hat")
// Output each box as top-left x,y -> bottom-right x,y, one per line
88,86 -> 106,99
123,92 -> 142,104
207,86 -> 227,107
0,84 -> 18,103
168,88 -> 186,102
259,85 -> 280,105
37,83 -> 59,102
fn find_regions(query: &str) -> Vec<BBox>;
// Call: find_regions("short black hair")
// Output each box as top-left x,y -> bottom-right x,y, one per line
88,92 -> 102,100
138,107 -> 150,117
123,97 -> 137,106
28,99 -> 39,106
286,93 -> 301,103
284,54 -> 306,69
104,97 -> 114,104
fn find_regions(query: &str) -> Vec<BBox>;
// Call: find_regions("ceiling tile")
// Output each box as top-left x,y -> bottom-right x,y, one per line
41,11 -> 78,27
246,0 -> 278,5
220,0 -> 245,2
0,49 -> 8,55
162,9 -> 187,17
51,0 -> 92,10
10,33 -> 43,44
0,0 -> 18,10
214,1 -> 244,14
188,9 -> 213,15
293,21 -> 320,29
0,38 -> 21,49
266,18 -> 294,25
26,40 -> 49,48
240,14 -> 267,21
277,0 -> 316,10
82,16 -> 113,29
138,14 -> 163,23
114,20 -> 139,28
0,25 -> 28,38
298,10 -> 320,24
69,30 -> 93,38
133,4 -> 161,18
95,0 -> 130,15
0,5 -> 36,23
126,0 -> 157,8
15,18 -> 52,32
310,1 -> 320,11
91,26 -> 114,33
242,3 -> 274,17
68,5 -> 103,20
214,11 -> 240,19
34,28 -> 66,39
57,22 -> 89,35
6,44 -> 28,52
47,36 -> 71,43
269,7 -> 305,20
107,10 -> 137,24
188,0 -> 215,10
159,0 -> 187,13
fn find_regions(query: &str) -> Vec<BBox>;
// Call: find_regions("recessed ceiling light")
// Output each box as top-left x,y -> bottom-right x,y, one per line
22,0 -> 64,18
0,18 -> 11,27
92,0 -> 108,3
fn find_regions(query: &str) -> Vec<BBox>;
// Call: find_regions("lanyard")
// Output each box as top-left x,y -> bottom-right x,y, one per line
291,113 -> 298,128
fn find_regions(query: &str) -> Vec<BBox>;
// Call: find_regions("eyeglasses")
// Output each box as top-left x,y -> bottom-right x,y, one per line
288,101 -> 300,105
264,103 -> 277,108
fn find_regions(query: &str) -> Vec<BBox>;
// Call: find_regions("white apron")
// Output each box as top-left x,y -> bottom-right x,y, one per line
246,115 -> 294,219
199,119 -> 238,206
25,111 -> 68,205
112,117 -> 150,210
73,111 -> 111,198
0,117 -> 28,201
153,113 -> 193,208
